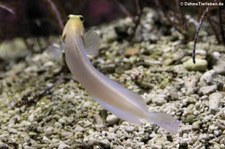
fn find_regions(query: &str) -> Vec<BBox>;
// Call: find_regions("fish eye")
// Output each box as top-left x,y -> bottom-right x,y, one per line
79,16 -> 84,22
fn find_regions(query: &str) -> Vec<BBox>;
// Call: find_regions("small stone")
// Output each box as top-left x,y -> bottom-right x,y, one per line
100,64 -> 116,73
104,30 -> 117,43
214,130 -> 221,137
209,92 -> 222,112
192,121 -> 201,130
184,75 -> 200,94
159,78 -> 170,89
125,126 -> 135,132
151,94 -> 167,105
183,58 -> 208,71
179,142 -> 188,149
81,119 -> 92,127
94,114 -> 105,128
42,136 -> 51,143
213,60 -> 225,74
168,87 -> 179,100
0,143 -> 9,149
0,38 -> 29,61
106,114 -> 119,125
221,110 -> 225,119
58,142 -> 69,149
23,146 -> 34,149
199,85 -> 217,95
45,126 -> 54,135
74,125 -> 84,132
124,48 -> 139,56
99,139 -> 110,148
199,70 -> 216,85
28,113 -> 35,122
135,79 -> 153,90
58,117 -> 66,124
183,114 -> 197,124
82,101 -> 91,109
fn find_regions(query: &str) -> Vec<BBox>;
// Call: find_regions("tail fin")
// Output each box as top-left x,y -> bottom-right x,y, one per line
146,112 -> 180,134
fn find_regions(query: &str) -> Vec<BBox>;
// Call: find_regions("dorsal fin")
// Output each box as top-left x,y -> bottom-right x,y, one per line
83,30 -> 100,56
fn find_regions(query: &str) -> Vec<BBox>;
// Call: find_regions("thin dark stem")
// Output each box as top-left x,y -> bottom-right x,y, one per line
154,0 -> 184,34
114,0 -> 143,41
0,3 -> 15,15
15,69 -> 66,108
130,0 -> 143,40
134,0 -> 141,15
207,16 -> 220,44
218,6 -> 225,44
114,0 -> 133,19
176,0 -> 187,30
192,7 -> 209,63
46,0 -> 64,32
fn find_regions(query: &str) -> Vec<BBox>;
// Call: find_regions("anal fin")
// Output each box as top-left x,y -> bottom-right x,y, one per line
93,96 -> 142,124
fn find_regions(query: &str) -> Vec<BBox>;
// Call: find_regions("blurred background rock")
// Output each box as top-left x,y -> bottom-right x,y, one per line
0,0 -> 144,41
0,0 -> 224,50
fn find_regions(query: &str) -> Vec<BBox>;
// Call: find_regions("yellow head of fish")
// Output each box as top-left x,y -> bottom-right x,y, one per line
62,15 -> 84,41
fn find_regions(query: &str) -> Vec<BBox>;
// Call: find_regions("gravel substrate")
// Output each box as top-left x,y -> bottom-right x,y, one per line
0,8 -> 225,149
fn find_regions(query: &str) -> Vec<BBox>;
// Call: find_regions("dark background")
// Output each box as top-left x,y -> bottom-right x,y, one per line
0,0 -> 142,41
0,0 -> 224,44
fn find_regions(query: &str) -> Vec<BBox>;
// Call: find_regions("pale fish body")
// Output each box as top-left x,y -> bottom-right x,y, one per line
62,15 -> 180,134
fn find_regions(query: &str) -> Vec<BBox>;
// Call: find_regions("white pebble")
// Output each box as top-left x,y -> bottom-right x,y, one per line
151,94 -> 167,105
183,58 -> 208,71
209,92 -> 222,112
200,70 -> 216,85
58,142 -> 69,149
106,114 -> 119,125
199,85 -> 217,95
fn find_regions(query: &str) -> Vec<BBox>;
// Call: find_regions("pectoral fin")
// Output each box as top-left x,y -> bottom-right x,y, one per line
83,30 -> 100,56
46,43 -> 64,62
